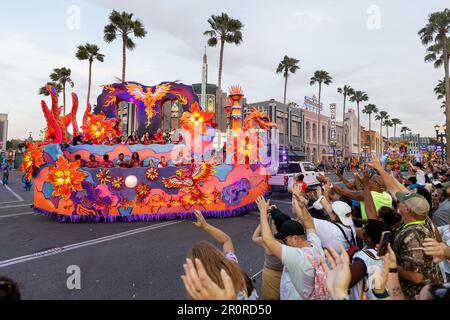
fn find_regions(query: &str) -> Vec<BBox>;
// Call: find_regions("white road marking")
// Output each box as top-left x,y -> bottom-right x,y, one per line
0,203 -> 31,209
0,212 -> 33,219
4,185 -> 24,202
0,200 -> 22,205
0,220 -> 183,268
251,269 -> 263,279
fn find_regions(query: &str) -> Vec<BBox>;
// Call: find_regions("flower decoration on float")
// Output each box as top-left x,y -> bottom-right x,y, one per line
145,167 -> 159,181
80,112 -> 121,144
47,156 -> 87,200
19,142 -> 45,181
111,176 -> 125,190
96,169 -> 111,185
135,183 -> 151,199
180,101 -> 215,134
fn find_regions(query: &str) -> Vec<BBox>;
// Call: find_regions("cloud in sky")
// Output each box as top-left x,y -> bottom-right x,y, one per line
0,0 -> 448,140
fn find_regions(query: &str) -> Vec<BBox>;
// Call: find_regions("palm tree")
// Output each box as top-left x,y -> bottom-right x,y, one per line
434,78 -> 447,109
400,126 -> 411,138
362,104 -> 378,132
419,9 -> 450,160
310,71 -> 333,160
104,10 -> 147,82
49,67 -> 74,115
204,13 -> 244,89
349,90 -> 369,154
384,119 -> 393,140
39,82 -> 62,96
276,56 -> 300,104
76,43 -> 105,106
337,85 -> 354,155
391,118 -> 402,139
362,104 -> 378,153
375,111 -> 389,154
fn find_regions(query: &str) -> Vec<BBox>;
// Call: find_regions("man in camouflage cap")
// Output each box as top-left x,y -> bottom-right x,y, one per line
393,191 -> 444,299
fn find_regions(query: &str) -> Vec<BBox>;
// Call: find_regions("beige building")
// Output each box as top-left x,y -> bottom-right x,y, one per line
361,127 -> 382,157
0,113 -> 7,154
303,108 -> 331,163
342,108 -> 360,158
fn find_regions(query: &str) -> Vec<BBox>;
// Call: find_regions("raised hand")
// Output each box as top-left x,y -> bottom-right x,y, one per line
181,258 -> 236,300
317,175 -> 328,184
320,245 -> 351,299
256,196 -> 270,216
193,210 -> 207,229
370,153 -> 383,171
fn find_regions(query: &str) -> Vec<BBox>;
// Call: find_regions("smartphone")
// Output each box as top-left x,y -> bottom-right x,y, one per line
377,231 -> 392,256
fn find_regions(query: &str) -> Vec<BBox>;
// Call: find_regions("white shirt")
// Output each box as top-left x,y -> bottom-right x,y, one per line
280,233 -> 324,300
313,218 -> 356,252
416,169 -> 426,185
349,249 -> 384,300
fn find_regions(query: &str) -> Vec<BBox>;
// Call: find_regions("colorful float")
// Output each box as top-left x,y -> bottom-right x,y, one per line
385,140 -> 411,171
20,82 -> 275,222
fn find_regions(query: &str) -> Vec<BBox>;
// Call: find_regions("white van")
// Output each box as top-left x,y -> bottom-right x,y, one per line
268,161 -> 321,192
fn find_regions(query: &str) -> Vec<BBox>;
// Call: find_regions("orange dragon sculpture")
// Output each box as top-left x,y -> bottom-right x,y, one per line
41,85 -> 80,144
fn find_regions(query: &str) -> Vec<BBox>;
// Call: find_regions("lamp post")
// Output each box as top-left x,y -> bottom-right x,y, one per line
434,124 -> 446,160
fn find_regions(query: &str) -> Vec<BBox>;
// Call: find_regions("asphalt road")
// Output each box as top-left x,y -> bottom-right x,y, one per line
0,170 -> 352,300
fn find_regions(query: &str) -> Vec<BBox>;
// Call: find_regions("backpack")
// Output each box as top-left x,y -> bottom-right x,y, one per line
332,222 -> 360,258
304,250 -> 329,300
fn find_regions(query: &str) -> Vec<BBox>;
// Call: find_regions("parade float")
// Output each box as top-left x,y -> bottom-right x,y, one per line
20,82 -> 276,222
385,140 -> 412,171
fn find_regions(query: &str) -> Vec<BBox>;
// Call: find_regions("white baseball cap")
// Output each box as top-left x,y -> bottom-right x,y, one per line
331,201 -> 353,226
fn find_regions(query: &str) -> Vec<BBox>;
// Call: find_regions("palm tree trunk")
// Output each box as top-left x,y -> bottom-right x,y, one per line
441,34 -> 450,162
218,38 -> 225,89
342,94 -> 346,158
283,73 -> 288,105
386,125 -> 389,140
394,125 -> 397,140
357,102 -> 360,156
368,113 -> 372,154
122,35 -> 127,83
87,60 -> 92,106
317,83 -> 322,163
62,82 -> 66,116
380,121 -> 383,155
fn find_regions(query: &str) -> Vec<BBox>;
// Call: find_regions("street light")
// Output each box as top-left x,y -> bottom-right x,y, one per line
434,124 -> 446,159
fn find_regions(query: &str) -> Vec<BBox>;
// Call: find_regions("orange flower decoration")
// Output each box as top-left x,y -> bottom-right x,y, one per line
145,168 -> 159,181
47,157 -> 87,200
135,183 -> 151,199
96,169 -> 111,184
111,176 -> 125,190
19,142 -> 45,181
81,112 -> 119,144
180,102 -> 215,134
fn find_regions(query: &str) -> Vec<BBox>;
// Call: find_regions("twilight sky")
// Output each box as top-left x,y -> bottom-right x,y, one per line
0,0 -> 448,139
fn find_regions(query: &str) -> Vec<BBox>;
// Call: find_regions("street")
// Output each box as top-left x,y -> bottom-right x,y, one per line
0,170 -> 350,299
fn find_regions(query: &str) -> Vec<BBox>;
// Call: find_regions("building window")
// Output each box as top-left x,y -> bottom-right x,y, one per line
312,123 -> 317,143
207,95 -> 215,112
322,125 -> 326,144
292,121 -> 300,137
277,116 -> 285,134
306,122 -> 311,142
